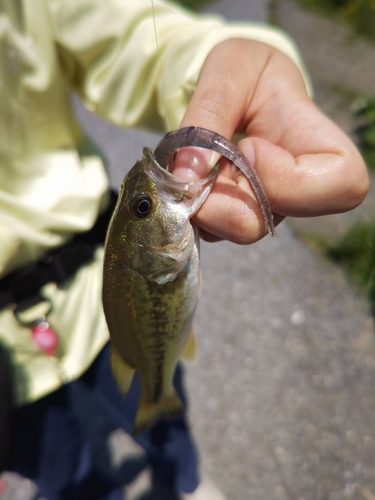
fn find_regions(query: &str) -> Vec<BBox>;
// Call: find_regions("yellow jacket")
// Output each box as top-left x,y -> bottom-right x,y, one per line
0,0 -> 310,405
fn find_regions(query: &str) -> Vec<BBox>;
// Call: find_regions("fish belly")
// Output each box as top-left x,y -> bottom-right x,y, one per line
103,241 -> 200,433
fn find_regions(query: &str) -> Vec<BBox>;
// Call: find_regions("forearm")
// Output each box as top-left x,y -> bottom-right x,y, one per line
50,0 -> 311,131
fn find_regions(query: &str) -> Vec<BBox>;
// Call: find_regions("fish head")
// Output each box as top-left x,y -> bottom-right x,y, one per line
111,147 -> 219,284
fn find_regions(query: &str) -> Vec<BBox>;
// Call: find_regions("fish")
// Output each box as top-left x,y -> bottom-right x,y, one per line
102,126 -> 274,434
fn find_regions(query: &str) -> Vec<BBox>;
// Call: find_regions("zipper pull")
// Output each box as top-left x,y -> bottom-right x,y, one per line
31,316 -> 59,356
14,294 -> 59,356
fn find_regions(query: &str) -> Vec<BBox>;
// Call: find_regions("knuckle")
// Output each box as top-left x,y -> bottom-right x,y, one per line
227,197 -> 266,244
340,148 -> 370,210
194,84 -> 235,130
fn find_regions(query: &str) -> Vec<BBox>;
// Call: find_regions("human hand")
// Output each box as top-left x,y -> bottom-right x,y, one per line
172,38 -> 369,243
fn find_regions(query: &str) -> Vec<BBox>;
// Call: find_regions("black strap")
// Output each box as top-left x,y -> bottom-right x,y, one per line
0,343 -> 14,472
0,192 -> 117,310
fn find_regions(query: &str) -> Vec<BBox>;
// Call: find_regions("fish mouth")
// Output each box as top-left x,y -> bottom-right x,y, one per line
143,147 -> 220,216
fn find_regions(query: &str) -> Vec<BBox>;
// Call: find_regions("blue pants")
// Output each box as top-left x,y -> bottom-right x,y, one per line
8,344 -> 199,500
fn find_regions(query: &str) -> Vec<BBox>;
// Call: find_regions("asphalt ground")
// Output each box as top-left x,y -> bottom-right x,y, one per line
2,1 -> 375,499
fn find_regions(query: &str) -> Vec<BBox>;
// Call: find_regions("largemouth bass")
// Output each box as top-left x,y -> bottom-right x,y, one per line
102,147 -> 219,434
103,127 -> 274,434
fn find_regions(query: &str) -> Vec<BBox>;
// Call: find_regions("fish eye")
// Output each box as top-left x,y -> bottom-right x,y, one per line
130,194 -> 153,219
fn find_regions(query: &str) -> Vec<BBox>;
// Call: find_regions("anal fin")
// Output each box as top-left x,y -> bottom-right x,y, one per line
111,344 -> 135,395
181,330 -> 198,362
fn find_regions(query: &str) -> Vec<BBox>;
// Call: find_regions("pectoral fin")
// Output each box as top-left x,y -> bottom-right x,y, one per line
181,331 -> 198,362
111,345 -> 135,395
133,389 -> 184,435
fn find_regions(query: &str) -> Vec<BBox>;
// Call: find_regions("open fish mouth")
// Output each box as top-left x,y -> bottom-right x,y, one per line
143,147 -> 220,217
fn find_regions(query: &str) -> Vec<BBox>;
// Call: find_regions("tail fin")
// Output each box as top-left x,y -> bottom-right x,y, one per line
133,389 -> 184,435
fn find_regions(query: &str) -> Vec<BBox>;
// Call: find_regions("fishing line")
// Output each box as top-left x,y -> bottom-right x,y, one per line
151,0 -> 171,132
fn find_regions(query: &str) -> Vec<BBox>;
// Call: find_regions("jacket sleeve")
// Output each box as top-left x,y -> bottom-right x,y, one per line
49,0 -> 312,131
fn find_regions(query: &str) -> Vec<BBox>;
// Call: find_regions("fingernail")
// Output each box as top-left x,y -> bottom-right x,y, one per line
237,139 -> 256,167
172,147 -> 220,181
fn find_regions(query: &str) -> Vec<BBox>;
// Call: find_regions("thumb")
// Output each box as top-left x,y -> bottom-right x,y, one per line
172,39 -> 266,179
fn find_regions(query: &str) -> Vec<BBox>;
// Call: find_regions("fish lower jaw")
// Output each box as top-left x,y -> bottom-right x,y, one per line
149,271 -> 180,284
143,259 -> 189,284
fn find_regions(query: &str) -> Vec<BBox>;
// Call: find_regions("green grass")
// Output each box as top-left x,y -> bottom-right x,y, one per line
294,0 -> 375,43
172,0 -> 216,11
325,222 -> 375,289
331,83 -> 361,103
353,95 -> 375,171
321,88 -> 375,172
300,221 -> 375,314
326,221 -> 375,314
361,149 -> 375,170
